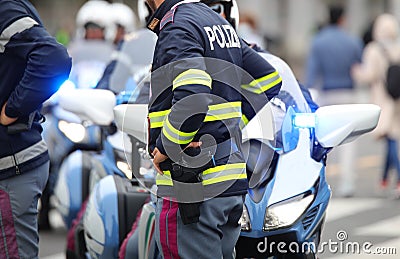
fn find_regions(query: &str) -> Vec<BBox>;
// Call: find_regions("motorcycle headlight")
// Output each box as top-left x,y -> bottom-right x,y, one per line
58,120 -> 86,143
264,193 -> 314,231
114,149 -> 133,179
239,204 -> 251,232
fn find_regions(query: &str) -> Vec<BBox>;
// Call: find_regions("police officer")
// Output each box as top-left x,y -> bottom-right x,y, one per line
145,0 -> 282,257
0,0 -> 72,257
96,0 -> 156,96
110,2 -> 138,45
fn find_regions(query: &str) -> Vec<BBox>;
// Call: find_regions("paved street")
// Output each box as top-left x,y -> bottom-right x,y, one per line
39,134 -> 400,258
320,134 -> 400,258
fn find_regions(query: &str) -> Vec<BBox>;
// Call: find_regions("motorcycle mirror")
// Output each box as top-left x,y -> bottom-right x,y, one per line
314,104 -> 381,148
113,104 -> 149,144
58,89 -> 116,126
242,103 -> 275,144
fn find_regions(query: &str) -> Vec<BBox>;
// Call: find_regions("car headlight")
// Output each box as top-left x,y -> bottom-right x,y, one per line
58,120 -> 86,143
239,204 -> 251,231
264,193 -> 314,231
114,149 -> 133,179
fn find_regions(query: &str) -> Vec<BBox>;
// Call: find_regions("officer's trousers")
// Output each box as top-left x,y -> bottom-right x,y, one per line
0,161 -> 49,259
155,195 -> 244,259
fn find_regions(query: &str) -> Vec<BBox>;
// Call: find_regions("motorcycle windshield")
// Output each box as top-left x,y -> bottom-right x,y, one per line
109,29 -> 157,94
243,53 -> 312,154
68,40 -> 114,65
68,40 -> 114,89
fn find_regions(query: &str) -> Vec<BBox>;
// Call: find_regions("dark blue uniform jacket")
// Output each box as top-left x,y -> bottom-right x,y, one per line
147,0 -> 281,197
0,0 -> 72,179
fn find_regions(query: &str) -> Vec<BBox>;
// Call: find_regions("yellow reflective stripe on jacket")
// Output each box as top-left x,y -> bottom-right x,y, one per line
204,112 -> 242,122
162,117 -> 197,145
202,163 -> 246,176
155,163 -> 246,186
173,69 -> 212,90
204,101 -> 241,122
239,114 -> 249,130
242,71 -> 282,94
149,101 -> 242,128
202,163 -> 247,185
149,109 -> 171,128
156,171 -> 173,186
207,101 -> 241,111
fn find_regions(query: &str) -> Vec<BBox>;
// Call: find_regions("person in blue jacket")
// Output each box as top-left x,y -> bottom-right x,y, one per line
0,1 -> 72,258
305,5 -> 363,197
145,0 -> 282,257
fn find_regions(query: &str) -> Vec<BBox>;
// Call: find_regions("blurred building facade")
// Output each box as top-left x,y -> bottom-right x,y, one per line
32,0 -> 400,78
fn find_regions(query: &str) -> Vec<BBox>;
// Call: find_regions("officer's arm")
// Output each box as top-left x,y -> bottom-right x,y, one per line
154,24 -> 211,156
0,2 -> 72,118
241,43 -> 282,102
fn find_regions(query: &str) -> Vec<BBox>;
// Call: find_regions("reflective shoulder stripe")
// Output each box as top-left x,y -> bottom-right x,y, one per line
162,117 -> 197,145
0,140 -> 47,171
241,71 -> 282,94
0,17 -> 39,53
173,69 -> 212,90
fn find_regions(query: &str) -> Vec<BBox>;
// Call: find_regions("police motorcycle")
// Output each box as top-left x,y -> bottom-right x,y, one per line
39,0 -> 117,230
110,52 -> 380,259
42,51 -> 114,229
52,84 -> 154,258
52,28 -> 157,257
52,27 -> 156,231
50,0 -> 156,226
52,87 -> 151,259
51,89 -> 117,229
233,53 -> 381,259
82,107 -> 154,259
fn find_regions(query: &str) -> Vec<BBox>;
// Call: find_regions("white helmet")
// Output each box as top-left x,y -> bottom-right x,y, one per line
201,0 -> 239,29
137,0 -> 153,27
231,0 -> 239,29
111,2 -> 137,33
75,0 -> 114,40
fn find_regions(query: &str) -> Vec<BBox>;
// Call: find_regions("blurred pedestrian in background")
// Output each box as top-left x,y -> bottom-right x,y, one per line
237,12 -> 266,50
305,5 -> 363,197
352,13 -> 400,197
0,0 -> 71,257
